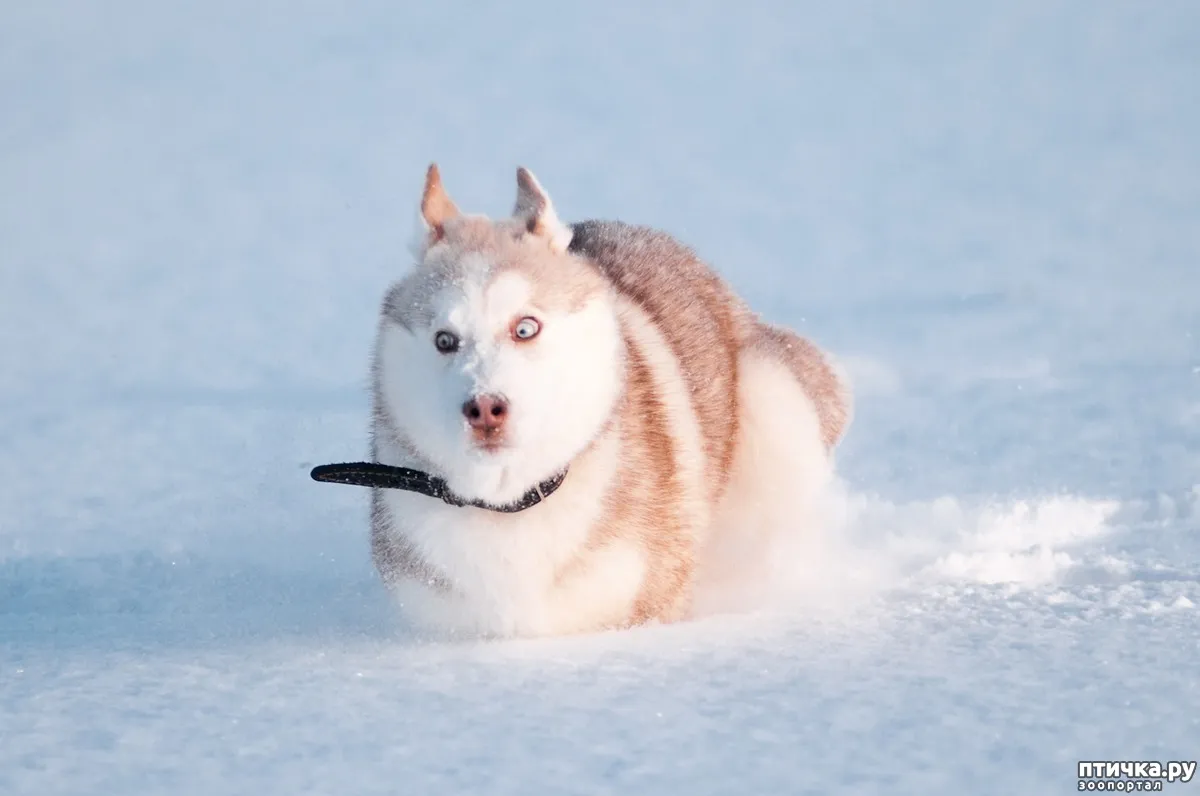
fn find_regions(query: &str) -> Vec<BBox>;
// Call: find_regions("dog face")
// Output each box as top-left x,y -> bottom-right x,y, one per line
375,166 -> 625,505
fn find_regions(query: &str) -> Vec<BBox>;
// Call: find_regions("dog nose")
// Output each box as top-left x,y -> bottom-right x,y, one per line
462,394 -> 508,431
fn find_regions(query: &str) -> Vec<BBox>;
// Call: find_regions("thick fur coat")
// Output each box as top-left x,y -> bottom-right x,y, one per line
368,165 -> 850,637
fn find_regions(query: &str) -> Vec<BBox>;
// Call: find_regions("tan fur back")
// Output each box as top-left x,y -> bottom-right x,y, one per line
568,221 -> 748,503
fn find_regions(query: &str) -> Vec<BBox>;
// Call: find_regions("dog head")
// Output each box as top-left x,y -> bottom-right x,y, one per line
374,165 -> 624,505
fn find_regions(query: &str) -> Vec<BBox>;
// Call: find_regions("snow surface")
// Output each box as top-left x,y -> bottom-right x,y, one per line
2,1 -> 1198,793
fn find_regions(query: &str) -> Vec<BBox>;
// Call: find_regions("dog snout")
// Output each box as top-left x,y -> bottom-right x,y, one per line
462,394 -> 509,432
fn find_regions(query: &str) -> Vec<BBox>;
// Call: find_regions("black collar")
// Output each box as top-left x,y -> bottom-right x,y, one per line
310,461 -> 567,513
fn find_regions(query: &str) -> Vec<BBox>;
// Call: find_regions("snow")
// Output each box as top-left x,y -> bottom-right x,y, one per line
2,1 -> 1198,793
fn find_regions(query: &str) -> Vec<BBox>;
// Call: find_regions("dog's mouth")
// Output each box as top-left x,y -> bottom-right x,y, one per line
470,430 -> 508,453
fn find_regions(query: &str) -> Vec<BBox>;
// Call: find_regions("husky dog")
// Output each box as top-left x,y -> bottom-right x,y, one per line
368,164 -> 850,637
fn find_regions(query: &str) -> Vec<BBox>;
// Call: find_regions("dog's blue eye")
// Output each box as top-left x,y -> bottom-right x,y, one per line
434,330 -> 459,353
513,317 -> 541,341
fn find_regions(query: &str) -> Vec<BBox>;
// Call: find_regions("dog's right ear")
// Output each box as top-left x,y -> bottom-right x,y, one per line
418,163 -> 459,245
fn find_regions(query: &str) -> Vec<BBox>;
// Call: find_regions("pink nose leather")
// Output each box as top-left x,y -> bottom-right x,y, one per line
462,394 -> 508,432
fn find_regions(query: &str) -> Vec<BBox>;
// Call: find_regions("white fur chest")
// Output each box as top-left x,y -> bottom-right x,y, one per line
374,429 -> 646,637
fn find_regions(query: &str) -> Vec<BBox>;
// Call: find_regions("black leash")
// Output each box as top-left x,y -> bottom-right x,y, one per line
310,461 -> 567,513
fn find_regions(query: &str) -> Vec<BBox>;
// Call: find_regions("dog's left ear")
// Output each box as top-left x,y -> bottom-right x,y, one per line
514,167 -> 573,253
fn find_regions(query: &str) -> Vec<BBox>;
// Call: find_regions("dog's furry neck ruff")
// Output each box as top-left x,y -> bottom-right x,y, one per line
310,461 -> 568,513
